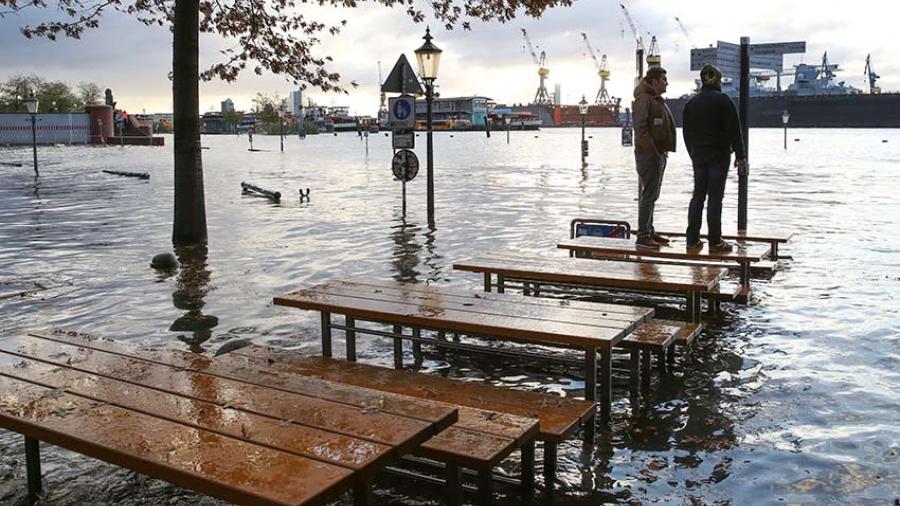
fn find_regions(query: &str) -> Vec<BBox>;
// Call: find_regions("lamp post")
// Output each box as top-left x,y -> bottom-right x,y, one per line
24,94 -> 39,176
578,95 -> 589,164
414,27 -> 442,229
505,116 -> 511,144
782,110 -> 790,150
279,107 -> 285,152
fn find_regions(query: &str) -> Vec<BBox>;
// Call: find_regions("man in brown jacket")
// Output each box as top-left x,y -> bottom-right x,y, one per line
632,66 -> 676,249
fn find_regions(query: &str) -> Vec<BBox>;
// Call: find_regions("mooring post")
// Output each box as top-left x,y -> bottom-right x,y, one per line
738,36 -> 750,233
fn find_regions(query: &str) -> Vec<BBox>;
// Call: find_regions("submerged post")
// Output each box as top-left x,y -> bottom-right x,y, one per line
738,36 -> 750,232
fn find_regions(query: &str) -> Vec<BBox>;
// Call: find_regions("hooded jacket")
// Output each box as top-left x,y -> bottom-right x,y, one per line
632,79 -> 676,158
682,84 -> 746,162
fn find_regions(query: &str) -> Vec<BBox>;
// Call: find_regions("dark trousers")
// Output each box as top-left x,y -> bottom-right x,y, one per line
686,155 -> 729,244
635,154 -> 667,238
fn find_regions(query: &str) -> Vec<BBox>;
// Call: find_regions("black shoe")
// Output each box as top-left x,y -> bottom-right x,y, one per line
635,236 -> 661,249
709,240 -> 734,252
686,240 -> 704,250
651,233 -> 670,245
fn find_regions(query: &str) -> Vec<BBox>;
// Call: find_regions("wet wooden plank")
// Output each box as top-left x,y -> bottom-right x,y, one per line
27,331 -> 456,430
454,255 -> 723,291
342,277 -> 653,319
0,353 -> 392,472
274,289 -> 630,349
618,323 -> 682,351
654,229 -> 793,243
0,374 -> 353,506
416,427 -> 517,467
557,236 -> 770,262
305,278 -> 647,327
236,348 -> 595,443
0,335 -> 448,452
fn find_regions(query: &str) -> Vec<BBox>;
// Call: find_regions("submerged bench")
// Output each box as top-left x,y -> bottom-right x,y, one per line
273,277 -> 654,423
230,346 -> 596,501
453,252 -> 724,323
654,229 -> 793,259
0,331 -> 458,506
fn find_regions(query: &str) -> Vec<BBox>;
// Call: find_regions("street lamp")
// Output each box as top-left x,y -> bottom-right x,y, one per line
414,27 -> 442,229
782,109 -> 790,150
279,106 -> 285,152
578,95 -> 589,164
24,94 -> 39,176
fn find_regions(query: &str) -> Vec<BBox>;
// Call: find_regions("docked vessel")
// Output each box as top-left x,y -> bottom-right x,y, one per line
666,52 -> 900,128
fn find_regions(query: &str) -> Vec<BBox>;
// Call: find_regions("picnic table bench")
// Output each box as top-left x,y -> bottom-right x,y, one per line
273,278 -> 654,423
557,236 -> 771,291
0,331 -> 458,506
453,252 -> 724,323
230,345 -> 597,500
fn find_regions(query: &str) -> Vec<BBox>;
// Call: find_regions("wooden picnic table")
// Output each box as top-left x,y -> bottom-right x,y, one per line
654,229 -> 793,258
273,278 -> 654,422
453,252 -> 724,322
557,236 -> 771,288
0,331 -> 458,506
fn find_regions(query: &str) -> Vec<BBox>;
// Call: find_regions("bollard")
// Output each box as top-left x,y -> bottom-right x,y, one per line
102,169 -> 149,179
241,182 -> 281,202
298,188 -> 311,201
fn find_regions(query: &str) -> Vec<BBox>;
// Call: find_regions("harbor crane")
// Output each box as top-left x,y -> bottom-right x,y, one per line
377,61 -> 387,115
619,4 -> 645,85
521,28 -> 552,105
864,54 -> 880,94
581,32 -> 613,105
674,17 -> 694,49
646,35 -> 661,68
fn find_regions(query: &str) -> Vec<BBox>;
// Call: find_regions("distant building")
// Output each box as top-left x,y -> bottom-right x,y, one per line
290,90 -> 303,118
414,96 -> 491,127
553,84 -> 561,106
221,98 -> 235,113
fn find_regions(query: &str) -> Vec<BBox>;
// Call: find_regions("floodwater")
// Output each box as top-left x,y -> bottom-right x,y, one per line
1,128 -> 899,505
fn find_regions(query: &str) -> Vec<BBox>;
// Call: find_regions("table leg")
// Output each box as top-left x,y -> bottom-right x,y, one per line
599,347 -> 612,423
497,275 -> 505,294
740,262 -> 751,288
412,328 -> 423,368
446,463 -> 462,506
477,469 -> 493,505
523,282 -> 531,296
320,312 -> 332,358
345,316 -> 356,361
629,349 -> 641,406
484,273 -> 492,293
392,324 -> 403,369
521,441 -> 535,504
25,436 -> 41,502
543,442 -> 557,496
352,479 -> 374,506
584,349 -> 597,402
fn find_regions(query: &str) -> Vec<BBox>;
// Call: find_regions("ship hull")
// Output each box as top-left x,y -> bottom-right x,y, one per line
665,93 -> 900,128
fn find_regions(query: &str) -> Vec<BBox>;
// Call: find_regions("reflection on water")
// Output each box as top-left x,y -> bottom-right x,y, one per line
1,129 -> 899,504
170,245 -> 218,353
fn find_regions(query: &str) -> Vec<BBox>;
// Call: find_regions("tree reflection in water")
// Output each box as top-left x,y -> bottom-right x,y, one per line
170,245 -> 218,352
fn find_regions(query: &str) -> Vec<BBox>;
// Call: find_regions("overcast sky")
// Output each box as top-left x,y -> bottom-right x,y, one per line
2,0 -> 898,115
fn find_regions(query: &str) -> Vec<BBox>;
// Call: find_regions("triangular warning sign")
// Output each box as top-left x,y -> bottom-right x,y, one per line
381,54 -> 424,95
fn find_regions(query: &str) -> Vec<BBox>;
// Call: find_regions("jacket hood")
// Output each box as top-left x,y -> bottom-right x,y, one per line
634,79 -> 658,99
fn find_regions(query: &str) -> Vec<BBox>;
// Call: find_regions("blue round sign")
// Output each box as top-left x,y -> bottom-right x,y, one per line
392,99 -> 411,120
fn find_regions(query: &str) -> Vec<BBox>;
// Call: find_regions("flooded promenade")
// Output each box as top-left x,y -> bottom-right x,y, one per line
1,128 -> 899,504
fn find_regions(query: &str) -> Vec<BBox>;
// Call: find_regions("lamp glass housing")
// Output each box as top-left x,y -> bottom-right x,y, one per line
414,28 -> 442,81
578,96 -> 589,115
782,110 -> 790,125
25,95 -> 39,114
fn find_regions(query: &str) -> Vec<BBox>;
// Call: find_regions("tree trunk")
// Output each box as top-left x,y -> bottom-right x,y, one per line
171,0 -> 207,246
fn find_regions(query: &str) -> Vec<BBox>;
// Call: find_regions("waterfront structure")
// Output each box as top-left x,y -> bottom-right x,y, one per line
290,90 -> 303,118
221,99 -> 235,113
414,96 -> 490,128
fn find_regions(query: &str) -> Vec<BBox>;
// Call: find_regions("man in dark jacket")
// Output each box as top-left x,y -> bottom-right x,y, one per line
682,64 -> 747,252
632,66 -> 676,249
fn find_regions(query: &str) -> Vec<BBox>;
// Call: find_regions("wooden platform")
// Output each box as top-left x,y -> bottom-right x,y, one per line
0,331 -> 458,505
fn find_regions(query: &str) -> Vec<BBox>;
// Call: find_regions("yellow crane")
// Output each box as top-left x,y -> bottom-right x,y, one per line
521,29 -> 552,105
581,32 -> 613,105
619,4 -> 645,86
